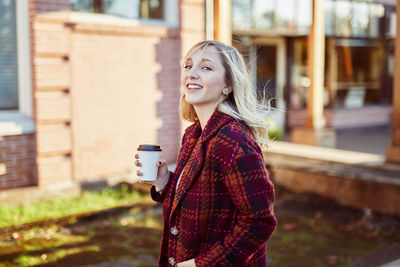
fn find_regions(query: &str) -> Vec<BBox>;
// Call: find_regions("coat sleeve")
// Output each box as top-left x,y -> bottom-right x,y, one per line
150,171 -> 173,203
194,147 -> 276,266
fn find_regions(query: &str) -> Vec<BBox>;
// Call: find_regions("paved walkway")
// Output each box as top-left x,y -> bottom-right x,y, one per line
336,126 -> 392,156
344,243 -> 400,267
282,125 -> 392,156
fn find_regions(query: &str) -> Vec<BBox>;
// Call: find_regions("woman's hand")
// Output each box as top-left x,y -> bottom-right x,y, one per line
134,154 -> 170,192
177,259 -> 196,267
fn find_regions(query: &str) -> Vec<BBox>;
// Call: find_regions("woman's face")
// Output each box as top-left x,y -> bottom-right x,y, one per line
182,46 -> 228,110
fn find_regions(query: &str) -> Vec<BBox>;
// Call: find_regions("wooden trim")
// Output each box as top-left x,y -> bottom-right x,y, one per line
306,0 -> 326,129
213,0 -> 232,44
213,0 -> 219,41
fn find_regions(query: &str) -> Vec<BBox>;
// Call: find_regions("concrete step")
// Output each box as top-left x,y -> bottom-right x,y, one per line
267,141 -> 385,165
263,141 -> 400,216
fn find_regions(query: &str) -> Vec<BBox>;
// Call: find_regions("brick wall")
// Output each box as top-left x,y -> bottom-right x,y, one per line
0,0 -> 205,192
30,0 -> 205,184
30,0 -> 70,14
32,9 -> 73,187
0,0 -> 68,190
180,0 -> 206,135
69,28 -> 179,180
0,135 -> 36,189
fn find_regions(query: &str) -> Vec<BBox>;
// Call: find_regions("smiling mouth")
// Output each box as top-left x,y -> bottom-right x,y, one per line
187,84 -> 203,89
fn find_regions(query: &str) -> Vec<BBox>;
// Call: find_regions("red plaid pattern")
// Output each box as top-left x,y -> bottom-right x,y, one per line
151,111 -> 276,266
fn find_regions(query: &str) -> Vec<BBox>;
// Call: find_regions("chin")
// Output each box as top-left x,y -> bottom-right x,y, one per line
184,96 -> 201,105
186,100 -> 201,105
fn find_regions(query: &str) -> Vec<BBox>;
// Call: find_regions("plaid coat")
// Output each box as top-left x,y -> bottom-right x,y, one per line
151,111 -> 276,266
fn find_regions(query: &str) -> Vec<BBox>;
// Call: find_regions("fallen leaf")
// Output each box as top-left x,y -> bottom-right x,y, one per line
340,224 -> 356,232
311,226 -> 321,233
282,223 -> 299,231
327,255 -> 338,265
72,225 -> 87,235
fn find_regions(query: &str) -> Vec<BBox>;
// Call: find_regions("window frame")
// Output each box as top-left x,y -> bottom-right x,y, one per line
0,0 -> 34,136
70,0 -> 178,28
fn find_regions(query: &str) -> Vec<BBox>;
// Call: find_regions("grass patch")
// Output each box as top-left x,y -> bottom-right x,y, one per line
0,184 -> 149,228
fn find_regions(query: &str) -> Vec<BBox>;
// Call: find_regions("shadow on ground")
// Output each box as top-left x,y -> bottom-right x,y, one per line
0,201 -> 162,267
0,184 -> 399,267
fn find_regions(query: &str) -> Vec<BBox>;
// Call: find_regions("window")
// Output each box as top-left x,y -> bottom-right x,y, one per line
232,0 -> 313,35
295,0 -> 312,35
0,0 -> 18,110
232,0 -> 252,30
334,40 -> 384,106
71,0 -> 164,20
0,0 -> 33,135
325,0 -> 335,36
254,0 -> 274,30
330,0 -> 385,38
351,1 -> 370,37
335,0 -> 352,36
276,0 -> 296,32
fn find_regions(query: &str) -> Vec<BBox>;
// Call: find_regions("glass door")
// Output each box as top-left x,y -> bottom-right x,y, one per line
253,37 -> 286,129
256,45 -> 277,106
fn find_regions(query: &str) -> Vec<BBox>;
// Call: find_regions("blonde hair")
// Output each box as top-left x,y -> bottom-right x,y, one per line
180,40 -> 271,148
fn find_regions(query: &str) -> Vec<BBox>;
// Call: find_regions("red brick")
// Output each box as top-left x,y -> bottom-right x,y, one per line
2,0 -> 204,191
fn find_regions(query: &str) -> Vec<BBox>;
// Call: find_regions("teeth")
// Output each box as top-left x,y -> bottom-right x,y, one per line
187,84 -> 202,89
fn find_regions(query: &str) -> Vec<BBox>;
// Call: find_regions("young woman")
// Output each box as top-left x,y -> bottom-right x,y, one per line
135,40 -> 276,266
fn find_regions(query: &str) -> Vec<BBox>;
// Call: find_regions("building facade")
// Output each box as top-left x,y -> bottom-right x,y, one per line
1,0 -> 399,202
230,0 -> 396,130
0,0 -> 204,201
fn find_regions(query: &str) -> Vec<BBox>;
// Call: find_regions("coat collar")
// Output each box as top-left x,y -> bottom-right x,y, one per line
169,110 -> 236,220
183,109 -> 236,144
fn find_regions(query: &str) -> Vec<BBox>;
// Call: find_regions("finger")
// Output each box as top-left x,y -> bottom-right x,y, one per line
135,154 -> 139,159
136,170 -> 142,176
135,160 -> 142,167
157,160 -> 166,167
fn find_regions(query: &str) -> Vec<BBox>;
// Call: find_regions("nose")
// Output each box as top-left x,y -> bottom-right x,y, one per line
189,67 -> 199,79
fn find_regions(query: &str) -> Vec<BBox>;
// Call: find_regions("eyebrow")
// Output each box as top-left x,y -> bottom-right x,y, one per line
185,57 -> 215,65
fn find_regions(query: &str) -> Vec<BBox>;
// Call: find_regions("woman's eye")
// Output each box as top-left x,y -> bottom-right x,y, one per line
183,65 -> 192,69
202,66 -> 212,70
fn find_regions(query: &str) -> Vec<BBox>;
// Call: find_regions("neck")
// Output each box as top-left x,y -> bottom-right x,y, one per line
193,104 -> 219,130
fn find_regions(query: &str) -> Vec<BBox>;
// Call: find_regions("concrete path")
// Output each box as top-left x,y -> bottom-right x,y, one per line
343,243 -> 400,267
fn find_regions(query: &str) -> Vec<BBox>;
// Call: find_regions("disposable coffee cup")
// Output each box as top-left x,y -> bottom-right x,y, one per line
137,144 -> 162,182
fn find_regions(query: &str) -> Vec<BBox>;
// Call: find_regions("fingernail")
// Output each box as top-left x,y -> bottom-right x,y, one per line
157,161 -> 162,165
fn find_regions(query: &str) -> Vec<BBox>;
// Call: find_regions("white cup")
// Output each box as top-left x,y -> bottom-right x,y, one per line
137,144 -> 162,182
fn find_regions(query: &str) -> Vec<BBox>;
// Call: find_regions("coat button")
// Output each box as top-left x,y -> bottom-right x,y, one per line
168,257 -> 176,265
170,226 -> 179,235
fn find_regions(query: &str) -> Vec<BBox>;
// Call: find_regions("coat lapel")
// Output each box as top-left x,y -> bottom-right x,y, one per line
170,111 -> 235,219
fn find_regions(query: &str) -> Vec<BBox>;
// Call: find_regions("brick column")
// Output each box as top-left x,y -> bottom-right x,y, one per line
33,12 -> 73,188
291,0 -> 336,147
180,0 -> 206,136
386,0 -> 400,163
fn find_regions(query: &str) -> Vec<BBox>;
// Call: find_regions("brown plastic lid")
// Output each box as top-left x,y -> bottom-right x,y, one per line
137,144 -> 162,151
